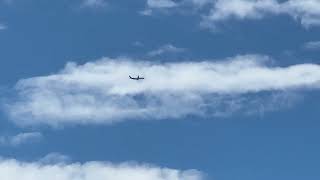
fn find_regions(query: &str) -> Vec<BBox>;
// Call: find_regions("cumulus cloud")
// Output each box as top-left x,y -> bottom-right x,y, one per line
0,158 -> 204,180
304,41 -> 320,50
147,44 -> 186,56
6,55 -> 320,126
0,132 -> 43,146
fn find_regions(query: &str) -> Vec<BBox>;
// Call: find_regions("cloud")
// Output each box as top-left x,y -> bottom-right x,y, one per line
140,0 -> 178,16
0,158 -> 204,180
147,44 -> 186,56
0,132 -> 43,146
141,0 -> 211,15
139,9 -> 153,16
143,0 -> 320,29
202,0 -> 320,28
81,0 -> 107,8
304,41 -> 320,50
6,55 -> 320,126
0,24 -> 7,30
147,0 -> 178,8
145,0 -> 211,9
203,0 -> 281,23
38,153 -> 72,164
133,41 -> 144,47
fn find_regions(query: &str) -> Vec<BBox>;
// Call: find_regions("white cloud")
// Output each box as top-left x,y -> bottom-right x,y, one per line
202,0 -> 320,28
81,0 -> 107,8
6,55 -> 320,126
304,41 -> 320,50
143,0 -> 320,28
0,158 -> 204,180
204,0 -> 281,21
0,132 -> 43,146
283,0 -> 320,27
147,44 -> 186,56
204,0 -> 320,29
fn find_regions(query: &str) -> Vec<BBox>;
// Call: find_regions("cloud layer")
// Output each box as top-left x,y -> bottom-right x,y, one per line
7,55 -> 320,126
0,158 -> 203,180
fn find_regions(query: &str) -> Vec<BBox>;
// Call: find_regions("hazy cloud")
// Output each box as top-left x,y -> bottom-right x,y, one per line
0,132 -> 43,146
147,0 -> 178,8
0,158 -> 204,180
304,41 -> 320,50
141,0 -> 209,15
147,44 -> 186,56
81,0 -> 107,8
133,41 -> 144,47
38,153 -> 72,164
0,24 -> 7,30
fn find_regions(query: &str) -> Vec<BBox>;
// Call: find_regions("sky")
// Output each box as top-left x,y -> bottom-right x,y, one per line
0,0 -> 320,179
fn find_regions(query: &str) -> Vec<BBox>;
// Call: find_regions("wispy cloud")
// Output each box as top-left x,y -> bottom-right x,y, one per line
143,0 -> 320,29
0,157 -> 204,180
147,44 -> 186,56
133,41 -> 144,47
141,0 -> 208,16
147,0 -> 178,8
81,0 -> 107,8
6,55 -> 320,127
38,153 -> 71,164
0,24 -> 7,30
304,41 -> 320,50
0,132 -> 43,146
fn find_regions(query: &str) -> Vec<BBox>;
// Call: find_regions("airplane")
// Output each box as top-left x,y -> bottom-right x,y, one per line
129,75 -> 145,80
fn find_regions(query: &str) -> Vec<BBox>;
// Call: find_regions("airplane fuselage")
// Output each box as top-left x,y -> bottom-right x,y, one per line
129,75 -> 144,80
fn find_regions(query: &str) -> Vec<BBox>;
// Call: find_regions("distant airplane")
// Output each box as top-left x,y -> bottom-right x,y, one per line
129,75 -> 145,80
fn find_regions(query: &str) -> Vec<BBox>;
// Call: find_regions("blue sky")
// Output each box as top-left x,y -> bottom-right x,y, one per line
1,0 -> 320,179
